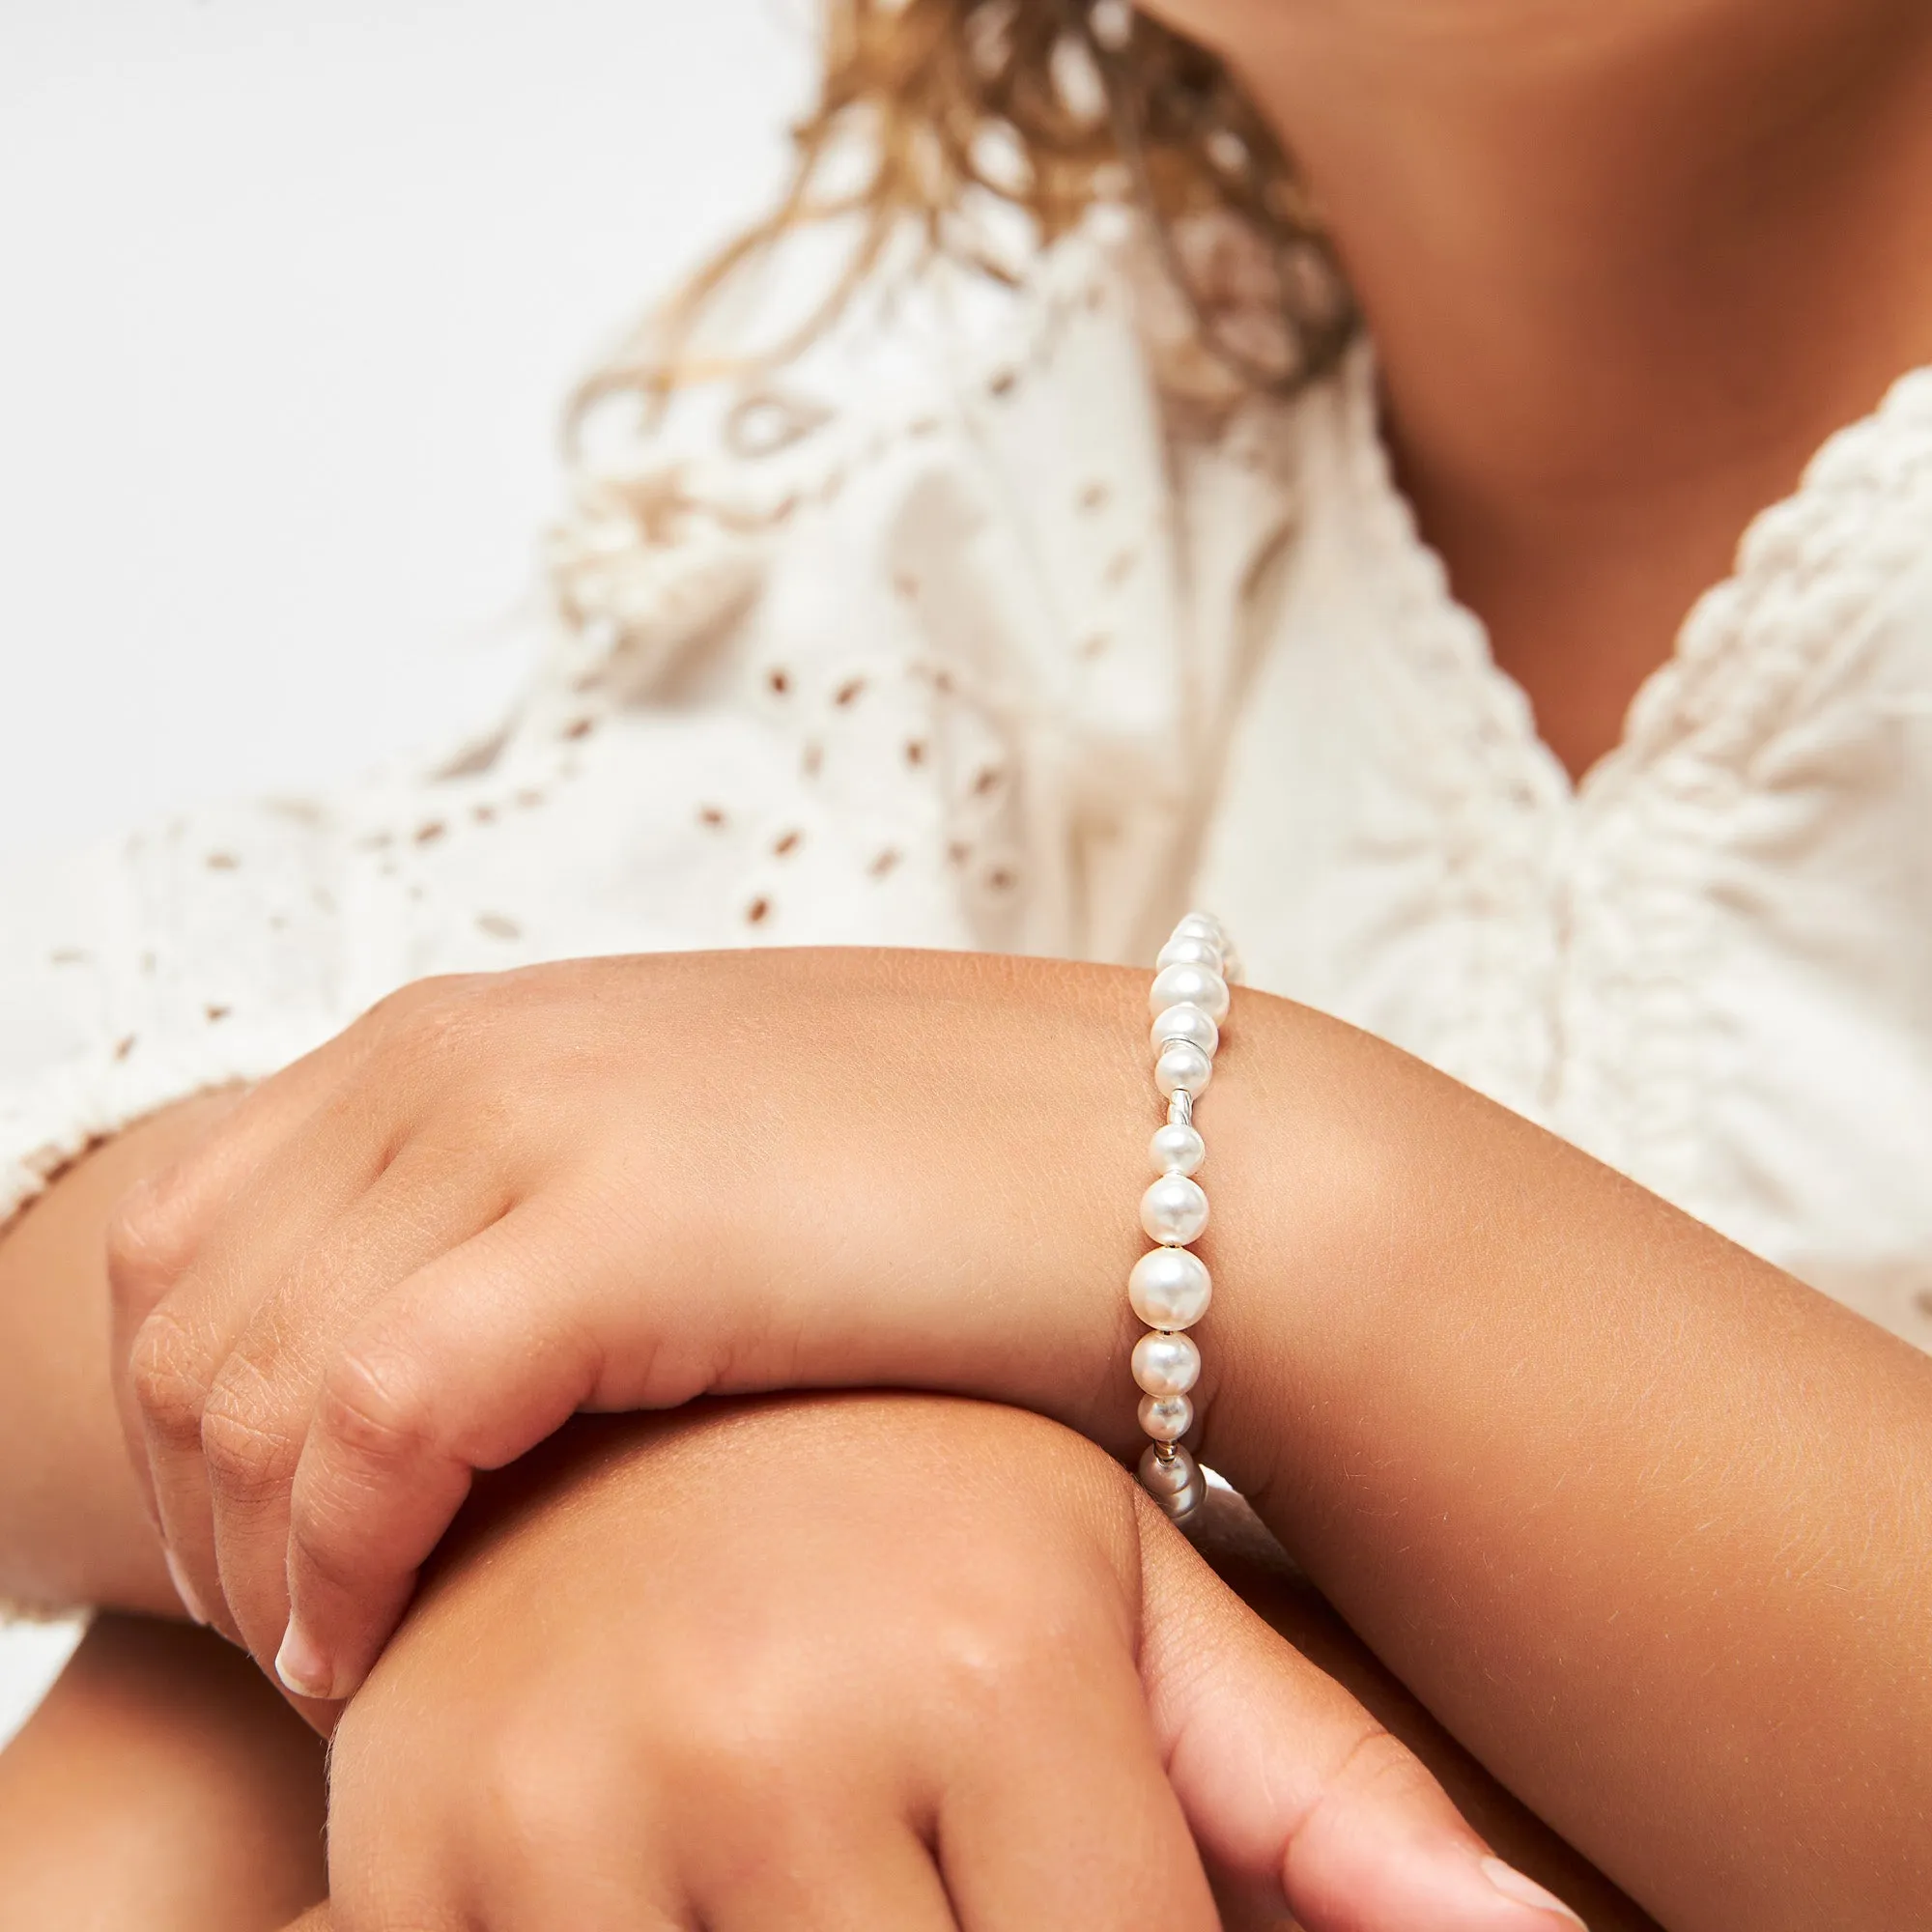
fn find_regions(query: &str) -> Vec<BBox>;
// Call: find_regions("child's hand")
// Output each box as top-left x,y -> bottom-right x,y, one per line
316,1394 -> 1584,1931
107,951 -> 1184,1697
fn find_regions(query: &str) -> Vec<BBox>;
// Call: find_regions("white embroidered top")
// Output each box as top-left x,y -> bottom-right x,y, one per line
4,224 -> 1930,1368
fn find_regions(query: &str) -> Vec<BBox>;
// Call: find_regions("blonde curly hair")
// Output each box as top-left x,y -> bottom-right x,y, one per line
572,0 -> 1355,438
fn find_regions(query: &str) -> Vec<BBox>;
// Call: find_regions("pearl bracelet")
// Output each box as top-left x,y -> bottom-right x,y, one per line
1132,910 -> 1236,1526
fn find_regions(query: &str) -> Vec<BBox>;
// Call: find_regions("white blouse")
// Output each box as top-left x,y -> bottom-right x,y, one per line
5,221 -> 1931,1379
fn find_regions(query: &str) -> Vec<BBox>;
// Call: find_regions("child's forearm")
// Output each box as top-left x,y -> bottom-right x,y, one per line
1195,1495 -> 1660,1932
0,1612 -> 327,1931
0,1094 -> 236,1613
1202,993 -> 1932,1929
76,949 -> 1930,1927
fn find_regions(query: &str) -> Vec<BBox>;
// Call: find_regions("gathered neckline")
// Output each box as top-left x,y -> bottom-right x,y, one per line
1326,343 -> 1932,816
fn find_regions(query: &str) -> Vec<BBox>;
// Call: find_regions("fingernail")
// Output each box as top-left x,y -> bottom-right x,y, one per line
1481,1856 -> 1589,1927
274,1619 -> 335,1700
163,1546 -> 211,1627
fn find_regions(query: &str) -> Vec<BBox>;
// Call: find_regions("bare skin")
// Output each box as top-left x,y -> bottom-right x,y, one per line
0,1104 -> 1645,1929
4,1 -> 1931,1925
102,946 -> 1932,1930
313,1398 -> 1486,1931
0,1402 -> 1652,1932
0,1613 -> 327,1932
0,1093 -> 222,1617
1151,0 -> 1932,778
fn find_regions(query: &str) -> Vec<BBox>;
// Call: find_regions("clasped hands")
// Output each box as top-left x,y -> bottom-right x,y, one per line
105,949 -> 1581,1930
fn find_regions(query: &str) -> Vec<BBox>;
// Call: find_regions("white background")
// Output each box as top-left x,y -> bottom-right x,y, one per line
0,0 -> 812,864
0,0 -> 811,1740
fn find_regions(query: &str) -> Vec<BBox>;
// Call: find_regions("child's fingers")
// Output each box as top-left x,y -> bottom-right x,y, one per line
109,1026 -> 427,1636
277,1198 -> 632,1699
105,980 -> 481,1548
105,1010 -> 400,1395
936,1650 -> 1220,1932
119,1144 -> 370,1643
1137,1502 -> 1589,1932
204,1153 -> 508,1676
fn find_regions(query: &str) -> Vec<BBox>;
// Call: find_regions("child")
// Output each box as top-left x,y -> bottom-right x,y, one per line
5,1 -> 1930,1925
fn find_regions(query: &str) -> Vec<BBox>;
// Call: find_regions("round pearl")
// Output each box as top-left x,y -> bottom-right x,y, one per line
1139,1440 -> 1207,1524
1141,1174 -> 1208,1244
1139,1392 -> 1194,1442
1174,913 -> 1226,947
1154,1040 -> 1212,1097
1127,1245 -> 1211,1327
1132,1329 -> 1201,1397
1156,933 -> 1223,973
1149,1122 -> 1205,1176
1150,1002 -> 1218,1057
1149,962 -> 1229,1024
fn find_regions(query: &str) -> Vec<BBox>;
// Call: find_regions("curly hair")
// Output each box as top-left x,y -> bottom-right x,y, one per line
572,0 -> 1355,436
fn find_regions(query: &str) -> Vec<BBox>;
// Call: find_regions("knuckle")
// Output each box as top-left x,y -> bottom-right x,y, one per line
667,1709 -> 797,1813
1291,1719 -> 1448,1872
481,1713 -> 611,1858
373,972 -> 491,1041
662,1642 -> 876,1801
104,1168 -> 202,1313
288,1450 -> 417,1598
286,1489 -> 367,1596
1326,1722 -> 1434,1806
316,1340 -> 436,1469
372,970 -> 483,1017
927,1612 -> 1054,1723
371,978 -> 510,1101
128,1308 -> 213,1445
199,1364 -> 302,1497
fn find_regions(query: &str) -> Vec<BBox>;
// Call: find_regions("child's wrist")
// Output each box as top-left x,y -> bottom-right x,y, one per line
1176,990 -> 1400,1505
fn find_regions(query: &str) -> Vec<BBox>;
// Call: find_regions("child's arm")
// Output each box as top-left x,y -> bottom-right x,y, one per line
312,1393 -> 1584,1932
0,1061 -> 1613,1926
0,1091 -> 242,1615
109,948 -> 1932,1930
0,1612 -> 326,1932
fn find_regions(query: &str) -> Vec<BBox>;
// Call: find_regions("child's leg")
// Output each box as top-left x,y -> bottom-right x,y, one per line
0,1612 -> 327,1931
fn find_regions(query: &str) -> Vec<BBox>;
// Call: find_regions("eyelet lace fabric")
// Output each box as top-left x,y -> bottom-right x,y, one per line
4,221 -> 1932,1376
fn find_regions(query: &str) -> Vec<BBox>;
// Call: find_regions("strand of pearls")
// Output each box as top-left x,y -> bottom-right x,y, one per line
1132,911 -> 1236,1526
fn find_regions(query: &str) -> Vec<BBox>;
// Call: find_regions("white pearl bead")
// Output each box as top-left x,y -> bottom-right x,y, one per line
1150,1002 -> 1218,1057
1156,933 -> 1223,973
1149,1122 -> 1205,1176
1154,1039 -> 1212,1097
1139,1392 -> 1193,1441
1141,1174 -> 1208,1244
1139,1440 -> 1207,1522
1149,962 -> 1229,1024
1132,1329 -> 1201,1397
1128,1245 -> 1211,1327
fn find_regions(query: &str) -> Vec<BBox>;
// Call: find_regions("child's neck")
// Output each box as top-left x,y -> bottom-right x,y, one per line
1218,1 -> 1932,780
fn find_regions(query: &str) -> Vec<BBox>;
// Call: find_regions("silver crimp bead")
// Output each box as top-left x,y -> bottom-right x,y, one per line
1151,1002 -> 1219,1058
